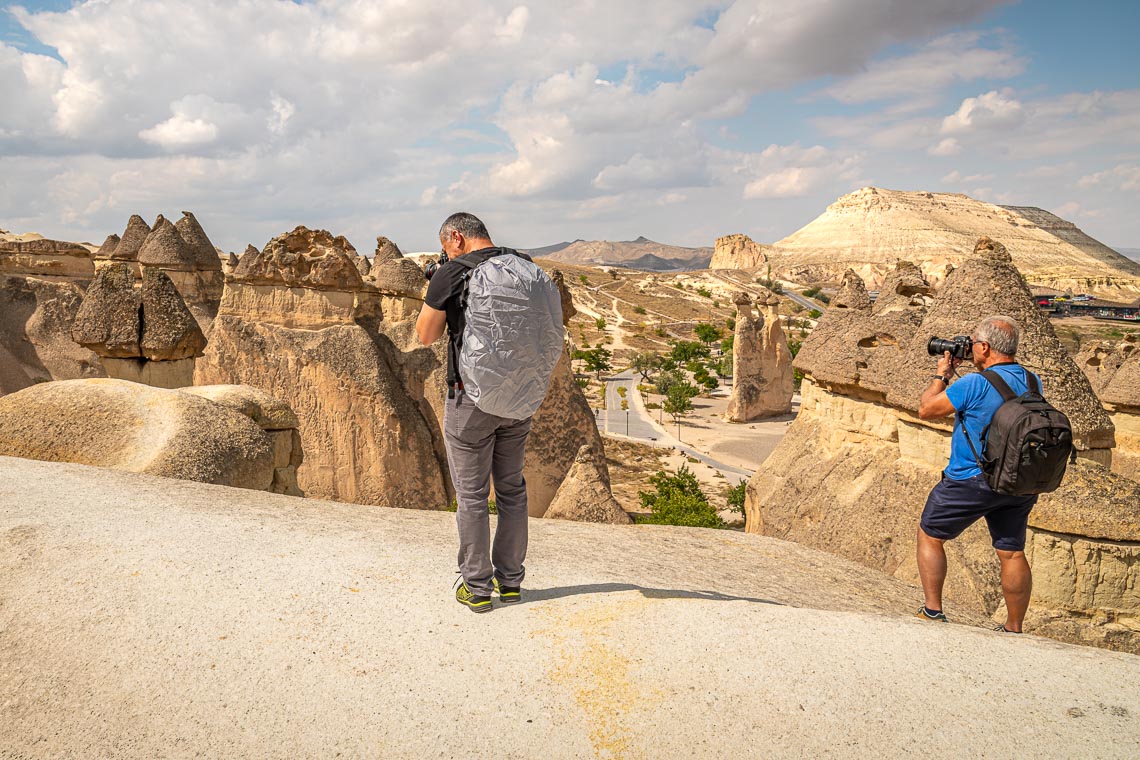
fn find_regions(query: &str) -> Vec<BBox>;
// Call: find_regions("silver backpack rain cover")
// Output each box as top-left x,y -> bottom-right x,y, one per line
458,254 -> 565,419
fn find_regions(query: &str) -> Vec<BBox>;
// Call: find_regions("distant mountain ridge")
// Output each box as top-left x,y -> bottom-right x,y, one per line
523,236 -> 713,271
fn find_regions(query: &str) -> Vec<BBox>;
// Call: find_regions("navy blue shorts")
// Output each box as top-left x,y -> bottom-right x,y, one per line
920,474 -> 1037,551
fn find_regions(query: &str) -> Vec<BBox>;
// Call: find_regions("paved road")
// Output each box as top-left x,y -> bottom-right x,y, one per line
782,289 -> 822,312
596,371 -> 754,485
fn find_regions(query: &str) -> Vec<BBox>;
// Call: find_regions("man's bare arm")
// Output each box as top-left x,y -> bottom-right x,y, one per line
416,304 -> 447,346
918,351 -> 958,420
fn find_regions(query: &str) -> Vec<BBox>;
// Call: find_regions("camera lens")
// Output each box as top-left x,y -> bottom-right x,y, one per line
927,337 -> 955,356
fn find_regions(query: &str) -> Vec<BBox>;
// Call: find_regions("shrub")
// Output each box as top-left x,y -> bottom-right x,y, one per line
634,305 -> 647,314
595,316 -> 607,330
635,466 -> 726,529
808,308 -> 822,319
726,481 -> 746,518
696,287 -> 712,298
579,274 -> 589,285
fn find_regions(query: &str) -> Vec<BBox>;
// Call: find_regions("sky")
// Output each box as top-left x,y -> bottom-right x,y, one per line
1,0 -> 1139,255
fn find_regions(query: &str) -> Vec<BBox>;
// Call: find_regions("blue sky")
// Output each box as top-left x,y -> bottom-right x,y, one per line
2,0 -> 1138,254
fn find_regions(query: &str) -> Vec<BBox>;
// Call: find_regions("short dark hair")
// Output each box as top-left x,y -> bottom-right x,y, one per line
439,212 -> 489,241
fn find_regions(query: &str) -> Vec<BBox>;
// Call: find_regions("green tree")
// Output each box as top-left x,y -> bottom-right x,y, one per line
694,322 -> 724,345
700,375 -> 719,391
595,316 -> 607,330
663,382 -> 696,423
631,351 -> 661,383
670,340 -> 710,363
808,308 -> 822,319
579,274 -> 589,285
635,465 -> 726,529
654,368 -> 686,396
583,346 -> 612,379
720,334 -> 734,355
726,481 -> 746,519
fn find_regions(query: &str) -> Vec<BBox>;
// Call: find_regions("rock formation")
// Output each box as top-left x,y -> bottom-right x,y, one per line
762,187 -> 1140,298
710,233 -> 768,270
832,268 -> 873,311
724,290 -> 793,421
0,379 -> 301,494
103,214 -> 151,264
1077,336 -> 1140,481
544,444 -> 633,524
744,238 -> 1140,652
0,238 -> 95,280
0,236 -> 103,394
366,236 -> 428,322
137,212 -> 224,331
72,263 -> 206,388
196,226 -> 449,509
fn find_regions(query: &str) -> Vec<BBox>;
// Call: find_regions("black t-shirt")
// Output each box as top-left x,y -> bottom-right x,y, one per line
423,247 -> 532,379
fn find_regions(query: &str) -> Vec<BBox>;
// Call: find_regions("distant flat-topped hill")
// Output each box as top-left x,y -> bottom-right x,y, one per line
760,187 -> 1140,297
524,236 -> 713,271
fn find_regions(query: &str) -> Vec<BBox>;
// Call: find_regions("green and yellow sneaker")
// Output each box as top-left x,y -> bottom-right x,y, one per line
915,606 -> 949,623
493,577 -> 521,605
455,580 -> 492,613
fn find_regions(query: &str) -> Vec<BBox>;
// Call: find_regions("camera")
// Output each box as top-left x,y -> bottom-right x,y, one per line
927,335 -> 973,360
424,251 -> 448,280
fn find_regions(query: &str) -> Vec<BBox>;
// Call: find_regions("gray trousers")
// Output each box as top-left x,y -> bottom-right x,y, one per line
444,389 -> 532,597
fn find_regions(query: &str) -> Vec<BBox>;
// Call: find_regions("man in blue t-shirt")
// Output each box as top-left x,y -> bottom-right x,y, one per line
915,315 -> 1039,632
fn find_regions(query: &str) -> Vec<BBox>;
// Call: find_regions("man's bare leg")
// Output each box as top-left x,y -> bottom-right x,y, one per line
916,528 -> 948,612
995,549 -> 1032,632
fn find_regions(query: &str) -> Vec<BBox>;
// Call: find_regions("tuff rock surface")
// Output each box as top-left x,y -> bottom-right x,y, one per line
1077,336 -> 1140,481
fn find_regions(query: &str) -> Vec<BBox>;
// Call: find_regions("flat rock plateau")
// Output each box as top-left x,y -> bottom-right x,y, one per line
3,456 -> 1139,758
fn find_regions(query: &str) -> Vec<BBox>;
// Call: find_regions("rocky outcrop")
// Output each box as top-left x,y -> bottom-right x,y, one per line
138,213 -> 224,331
724,290 -> 793,421
0,238 -> 95,280
0,275 -> 103,393
196,226 -> 449,509
766,187 -> 1140,298
710,233 -> 767,270
745,238 -> 1140,653
366,236 -> 428,322
832,268 -> 872,311
544,445 -> 632,524
1077,337 -> 1140,481
0,379 -> 301,493
72,263 -> 206,388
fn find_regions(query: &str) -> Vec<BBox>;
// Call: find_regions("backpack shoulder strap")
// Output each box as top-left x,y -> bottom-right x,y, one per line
980,370 -> 1017,402
1024,368 -> 1040,395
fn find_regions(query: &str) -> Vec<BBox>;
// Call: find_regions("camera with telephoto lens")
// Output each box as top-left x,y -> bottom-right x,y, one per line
424,251 -> 449,280
927,335 -> 973,360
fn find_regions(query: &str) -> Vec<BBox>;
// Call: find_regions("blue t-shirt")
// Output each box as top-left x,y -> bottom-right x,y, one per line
944,363 -> 1041,480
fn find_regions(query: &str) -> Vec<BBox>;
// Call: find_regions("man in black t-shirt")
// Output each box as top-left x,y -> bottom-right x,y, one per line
416,212 -> 534,613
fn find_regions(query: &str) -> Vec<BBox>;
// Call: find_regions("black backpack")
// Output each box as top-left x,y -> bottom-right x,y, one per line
961,368 -> 1076,496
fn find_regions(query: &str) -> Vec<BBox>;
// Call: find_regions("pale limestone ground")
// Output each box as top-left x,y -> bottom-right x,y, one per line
4,456 -> 1140,758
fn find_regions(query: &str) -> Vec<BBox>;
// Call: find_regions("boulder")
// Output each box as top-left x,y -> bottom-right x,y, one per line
832,268 -> 872,311
0,379 -> 302,493
139,267 -> 207,361
545,445 -> 632,524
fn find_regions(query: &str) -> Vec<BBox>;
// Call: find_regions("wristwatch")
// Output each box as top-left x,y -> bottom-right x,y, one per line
932,374 -> 951,386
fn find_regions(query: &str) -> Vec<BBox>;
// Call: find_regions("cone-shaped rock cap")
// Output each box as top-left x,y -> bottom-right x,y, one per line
139,267 -> 207,361
544,445 -> 632,524
231,226 -> 365,290
226,252 -> 240,269
373,236 -> 403,264
112,214 -> 151,261
94,234 -> 120,260
833,269 -> 872,310
369,257 -> 426,298
138,216 -> 197,271
71,262 -> 142,357
355,256 -> 372,276
175,211 -> 223,271
872,260 -> 933,315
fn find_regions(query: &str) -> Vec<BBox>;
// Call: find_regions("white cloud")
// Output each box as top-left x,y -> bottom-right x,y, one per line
1078,164 -> 1140,192
821,31 -> 1025,104
139,115 -> 220,149
929,138 -> 962,156
941,89 -> 1024,134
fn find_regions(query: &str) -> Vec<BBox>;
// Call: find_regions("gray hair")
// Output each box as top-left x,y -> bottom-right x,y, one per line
439,212 -> 490,241
975,315 -> 1020,356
